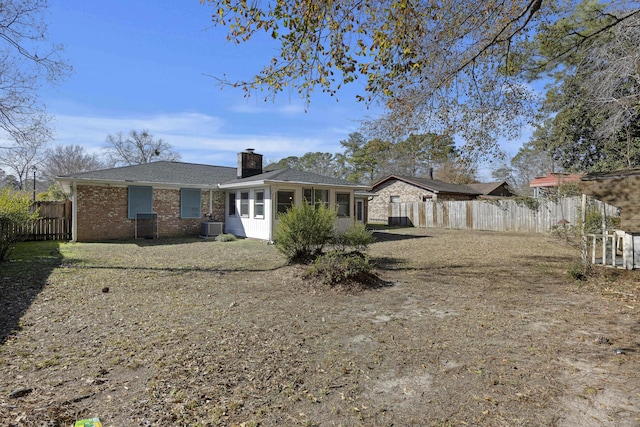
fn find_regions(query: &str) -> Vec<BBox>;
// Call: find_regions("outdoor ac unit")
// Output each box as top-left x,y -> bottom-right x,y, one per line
201,221 -> 224,237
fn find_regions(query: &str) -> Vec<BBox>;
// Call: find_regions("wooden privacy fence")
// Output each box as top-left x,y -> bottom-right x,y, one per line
25,200 -> 72,241
389,197 -> 619,233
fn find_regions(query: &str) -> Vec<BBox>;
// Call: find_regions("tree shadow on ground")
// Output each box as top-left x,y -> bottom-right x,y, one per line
370,256 -> 406,270
56,261 -> 286,274
0,241 -> 63,345
371,231 -> 432,242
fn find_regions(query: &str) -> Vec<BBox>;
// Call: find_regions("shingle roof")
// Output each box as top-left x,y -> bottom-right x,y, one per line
371,175 -> 481,195
57,162 -> 367,189
529,172 -> 582,188
219,168 -> 367,188
467,181 -> 511,195
57,161 -> 237,186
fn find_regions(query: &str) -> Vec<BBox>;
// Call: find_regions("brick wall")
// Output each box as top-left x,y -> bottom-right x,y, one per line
75,184 -> 225,241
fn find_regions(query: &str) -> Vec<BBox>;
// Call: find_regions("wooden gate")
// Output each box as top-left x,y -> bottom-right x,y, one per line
28,200 -> 72,241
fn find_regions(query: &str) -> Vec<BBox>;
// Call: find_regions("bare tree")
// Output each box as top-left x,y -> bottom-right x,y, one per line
43,144 -> 106,183
104,130 -> 181,166
0,132 -> 48,190
0,0 -> 71,142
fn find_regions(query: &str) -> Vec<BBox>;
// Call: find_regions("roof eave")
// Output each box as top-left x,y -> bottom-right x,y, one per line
266,179 -> 368,189
218,179 -> 267,189
219,178 -> 368,190
55,177 -> 218,191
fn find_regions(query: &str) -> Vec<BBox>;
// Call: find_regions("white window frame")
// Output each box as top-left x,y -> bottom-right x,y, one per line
240,191 -> 249,217
254,190 -> 265,218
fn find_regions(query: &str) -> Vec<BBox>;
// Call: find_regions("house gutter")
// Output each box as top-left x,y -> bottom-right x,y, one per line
219,178 -> 368,191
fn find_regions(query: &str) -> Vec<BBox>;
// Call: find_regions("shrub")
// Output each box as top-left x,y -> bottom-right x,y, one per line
307,251 -> 371,286
567,261 -> 590,281
333,223 -> 375,254
274,202 -> 336,263
550,202 -> 621,259
581,205 -> 620,235
0,189 -> 39,261
215,233 -> 237,242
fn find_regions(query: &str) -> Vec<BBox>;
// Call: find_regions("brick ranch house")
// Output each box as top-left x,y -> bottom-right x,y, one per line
56,150 -> 369,242
368,175 -> 482,224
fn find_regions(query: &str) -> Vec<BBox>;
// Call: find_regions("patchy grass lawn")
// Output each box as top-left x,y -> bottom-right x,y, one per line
1,229 -> 639,427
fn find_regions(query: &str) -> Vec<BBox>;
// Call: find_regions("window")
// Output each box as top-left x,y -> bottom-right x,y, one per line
303,188 -> 329,208
254,190 -> 264,218
356,200 -> 364,222
128,186 -> 153,219
336,192 -> 350,217
390,195 -> 400,203
240,192 -> 249,217
180,188 -> 201,219
228,192 -> 236,216
277,190 -> 295,214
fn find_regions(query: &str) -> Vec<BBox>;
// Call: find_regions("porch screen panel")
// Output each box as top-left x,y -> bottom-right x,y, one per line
128,186 -> 153,219
277,191 -> 294,214
336,192 -> 350,217
180,188 -> 201,218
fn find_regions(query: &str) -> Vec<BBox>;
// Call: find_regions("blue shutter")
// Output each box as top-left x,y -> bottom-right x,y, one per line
181,188 -> 202,218
128,186 -> 153,219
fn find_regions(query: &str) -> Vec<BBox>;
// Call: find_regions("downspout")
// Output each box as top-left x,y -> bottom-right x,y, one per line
209,188 -> 213,217
71,181 -> 78,242
264,185 -> 275,242
268,184 -> 275,242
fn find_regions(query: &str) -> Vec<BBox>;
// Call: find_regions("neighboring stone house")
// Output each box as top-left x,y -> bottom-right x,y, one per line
57,150 -> 368,242
368,175 -> 481,224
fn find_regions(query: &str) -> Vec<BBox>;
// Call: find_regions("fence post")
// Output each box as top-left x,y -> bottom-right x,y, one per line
581,194 -> 588,265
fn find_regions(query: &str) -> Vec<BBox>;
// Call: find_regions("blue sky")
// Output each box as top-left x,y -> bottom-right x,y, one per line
41,0 -> 377,167
41,1 -> 528,179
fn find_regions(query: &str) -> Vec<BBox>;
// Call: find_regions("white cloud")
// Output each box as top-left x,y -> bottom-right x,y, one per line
48,110 -> 345,167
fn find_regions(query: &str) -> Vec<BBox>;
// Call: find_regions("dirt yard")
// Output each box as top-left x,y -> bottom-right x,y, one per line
1,228 -> 639,426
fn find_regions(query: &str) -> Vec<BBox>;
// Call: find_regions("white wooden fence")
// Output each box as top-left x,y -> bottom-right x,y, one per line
388,197 -> 619,233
